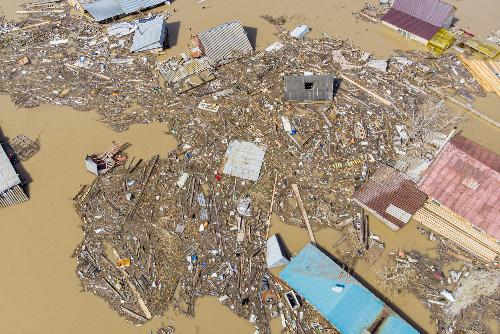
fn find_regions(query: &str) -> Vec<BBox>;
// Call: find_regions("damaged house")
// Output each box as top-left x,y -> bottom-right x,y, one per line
193,20 -> 253,66
70,0 -> 166,22
0,141 -> 28,207
280,244 -> 419,334
284,75 -> 336,101
353,165 -> 427,231
414,135 -> 500,262
130,16 -> 168,53
381,0 -> 455,44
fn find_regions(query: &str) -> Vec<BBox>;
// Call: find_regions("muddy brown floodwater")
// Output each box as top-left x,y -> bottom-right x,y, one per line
1,0 -> 499,333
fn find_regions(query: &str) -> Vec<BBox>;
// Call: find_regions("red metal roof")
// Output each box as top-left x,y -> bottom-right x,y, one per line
418,135 -> 500,239
382,8 -> 439,41
392,0 -> 455,27
354,165 -> 427,229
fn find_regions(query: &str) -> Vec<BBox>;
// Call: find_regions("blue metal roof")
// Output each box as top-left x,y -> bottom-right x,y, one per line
130,15 -> 166,52
84,0 -> 165,22
279,244 -> 419,334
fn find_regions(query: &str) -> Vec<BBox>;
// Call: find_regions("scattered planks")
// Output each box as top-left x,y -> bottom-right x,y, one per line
459,55 -> 500,96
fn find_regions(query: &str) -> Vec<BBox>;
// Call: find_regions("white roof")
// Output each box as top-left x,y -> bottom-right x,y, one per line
266,234 -> 289,268
222,140 -> 265,181
0,143 -> 21,193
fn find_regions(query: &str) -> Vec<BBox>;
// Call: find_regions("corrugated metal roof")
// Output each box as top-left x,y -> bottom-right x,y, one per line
280,244 -> 419,334
379,314 -> 420,334
0,143 -> 21,194
353,165 -> 427,229
382,8 -> 439,41
197,20 -> 253,66
392,0 -> 454,27
284,75 -> 335,101
417,135 -> 500,239
222,140 -> 265,181
130,15 -> 166,52
84,0 -> 165,22
158,55 -> 213,84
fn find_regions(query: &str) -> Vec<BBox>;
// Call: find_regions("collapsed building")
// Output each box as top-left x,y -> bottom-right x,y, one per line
0,140 -> 28,208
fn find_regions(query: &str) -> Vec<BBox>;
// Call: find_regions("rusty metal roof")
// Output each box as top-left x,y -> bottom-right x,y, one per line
354,165 -> 427,229
418,135 -> 500,239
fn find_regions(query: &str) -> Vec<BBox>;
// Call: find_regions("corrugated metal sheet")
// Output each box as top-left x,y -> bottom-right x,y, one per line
84,0 -> 123,22
0,185 -> 28,207
284,75 -> 335,101
0,143 -> 21,194
418,135 -> 500,239
392,0 -> 454,27
130,16 -> 166,52
379,314 -> 420,334
84,0 -> 165,22
222,140 -> 265,181
158,55 -> 213,84
353,165 -> 427,229
382,8 -> 439,41
198,20 -> 253,66
280,244 -> 419,334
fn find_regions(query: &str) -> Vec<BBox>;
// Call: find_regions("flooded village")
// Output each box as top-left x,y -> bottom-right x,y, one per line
0,1 -> 499,334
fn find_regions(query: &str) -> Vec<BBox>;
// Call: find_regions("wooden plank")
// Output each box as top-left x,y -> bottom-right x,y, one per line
291,184 -> 316,243
414,202 -> 499,262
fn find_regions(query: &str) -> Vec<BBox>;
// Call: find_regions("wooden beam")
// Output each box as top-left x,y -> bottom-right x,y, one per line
291,184 -> 316,243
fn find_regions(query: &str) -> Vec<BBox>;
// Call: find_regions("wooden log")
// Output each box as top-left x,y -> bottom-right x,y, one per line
291,184 -> 316,243
265,173 -> 278,239
340,74 -> 392,106
428,86 -> 500,129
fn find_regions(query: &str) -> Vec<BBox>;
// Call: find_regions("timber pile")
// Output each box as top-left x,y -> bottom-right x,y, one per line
459,55 -> 500,96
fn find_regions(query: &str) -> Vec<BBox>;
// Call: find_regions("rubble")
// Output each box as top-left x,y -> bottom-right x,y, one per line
1,3 -> 497,333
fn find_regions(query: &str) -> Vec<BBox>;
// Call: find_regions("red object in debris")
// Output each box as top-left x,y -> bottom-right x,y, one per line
215,174 -> 221,181
434,271 -> 442,280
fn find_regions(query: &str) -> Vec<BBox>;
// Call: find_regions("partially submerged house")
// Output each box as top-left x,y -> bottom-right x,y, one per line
284,75 -> 336,101
0,142 -> 28,207
415,135 -> 500,261
381,0 -> 455,44
130,16 -> 168,52
353,165 -> 427,231
70,0 -> 166,22
193,21 -> 253,66
280,244 -> 419,334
